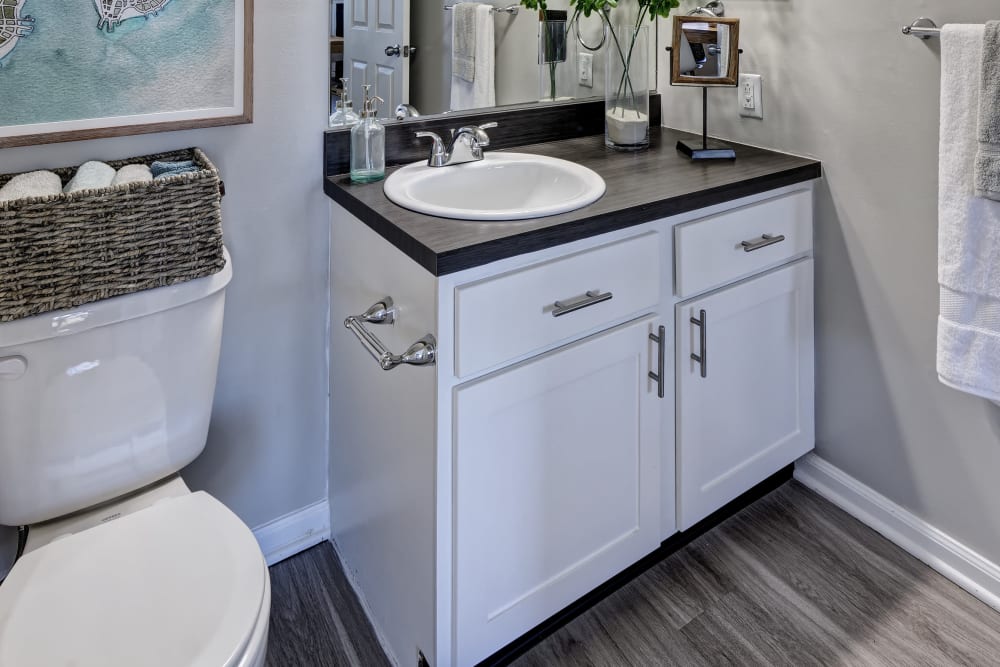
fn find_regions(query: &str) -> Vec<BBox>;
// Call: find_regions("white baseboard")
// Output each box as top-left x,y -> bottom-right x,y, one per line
252,499 -> 330,566
794,453 -> 1000,613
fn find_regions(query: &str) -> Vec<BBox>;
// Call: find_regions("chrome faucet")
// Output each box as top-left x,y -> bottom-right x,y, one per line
415,122 -> 498,167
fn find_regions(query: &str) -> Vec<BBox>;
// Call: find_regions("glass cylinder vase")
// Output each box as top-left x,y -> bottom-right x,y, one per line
605,25 -> 649,151
538,12 -> 576,103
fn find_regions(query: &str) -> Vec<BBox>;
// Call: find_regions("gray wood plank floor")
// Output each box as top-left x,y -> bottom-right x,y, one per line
266,482 -> 1000,666
266,539 -> 391,667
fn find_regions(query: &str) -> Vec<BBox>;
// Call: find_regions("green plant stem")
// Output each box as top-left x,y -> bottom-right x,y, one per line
615,6 -> 647,119
543,18 -> 557,100
600,5 -> 647,120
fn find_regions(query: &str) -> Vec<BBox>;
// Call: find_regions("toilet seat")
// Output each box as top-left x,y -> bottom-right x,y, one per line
0,491 -> 268,667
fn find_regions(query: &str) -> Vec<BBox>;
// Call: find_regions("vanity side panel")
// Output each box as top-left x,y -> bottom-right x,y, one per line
329,201 -> 438,666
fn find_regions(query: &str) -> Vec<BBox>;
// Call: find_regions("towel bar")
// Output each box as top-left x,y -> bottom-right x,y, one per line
902,17 -> 940,39
444,4 -> 519,16
344,297 -> 437,371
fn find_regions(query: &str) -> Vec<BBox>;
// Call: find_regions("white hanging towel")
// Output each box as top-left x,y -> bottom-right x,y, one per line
937,24 -> 1000,400
450,3 -> 495,111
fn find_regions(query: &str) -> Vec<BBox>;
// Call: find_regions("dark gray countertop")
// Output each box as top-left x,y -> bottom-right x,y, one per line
324,127 -> 821,276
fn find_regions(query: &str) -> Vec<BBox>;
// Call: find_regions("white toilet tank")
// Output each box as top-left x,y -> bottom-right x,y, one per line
0,251 -> 233,526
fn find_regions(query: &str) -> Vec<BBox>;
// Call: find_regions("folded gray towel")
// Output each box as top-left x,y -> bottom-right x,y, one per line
150,160 -> 196,177
150,160 -> 200,180
452,3 -> 477,84
0,170 -> 62,202
154,167 -> 200,180
64,161 -> 115,193
975,20 -> 1000,201
111,164 -> 154,186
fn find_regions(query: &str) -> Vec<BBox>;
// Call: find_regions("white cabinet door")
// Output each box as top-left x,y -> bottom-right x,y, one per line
453,316 -> 663,666
676,259 -> 814,531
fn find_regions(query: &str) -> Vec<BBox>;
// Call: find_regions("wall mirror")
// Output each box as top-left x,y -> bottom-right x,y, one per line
329,1 -> 659,123
670,15 -> 739,86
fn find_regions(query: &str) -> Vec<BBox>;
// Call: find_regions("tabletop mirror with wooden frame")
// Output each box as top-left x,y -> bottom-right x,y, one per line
671,15 -> 740,86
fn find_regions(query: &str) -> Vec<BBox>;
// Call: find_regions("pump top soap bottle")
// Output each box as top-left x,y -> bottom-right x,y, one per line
329,78 -> 361,128
350,85 -> 386,184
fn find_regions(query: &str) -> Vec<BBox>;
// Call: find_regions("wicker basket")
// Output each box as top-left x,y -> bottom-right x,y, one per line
0,148 -> 225,322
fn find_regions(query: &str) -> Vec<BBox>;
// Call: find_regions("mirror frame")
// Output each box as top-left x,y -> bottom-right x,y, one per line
670,15 -> 740,87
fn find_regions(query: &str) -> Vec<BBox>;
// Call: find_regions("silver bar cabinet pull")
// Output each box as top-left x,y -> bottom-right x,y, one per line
552,290 -> 613,318
344,297 -> 437,371
691,309 -> 707,378
741,233 -> 786,253
649,325 -> 666,399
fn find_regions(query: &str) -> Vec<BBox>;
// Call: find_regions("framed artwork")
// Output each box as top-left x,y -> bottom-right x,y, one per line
0,0 -> 253,148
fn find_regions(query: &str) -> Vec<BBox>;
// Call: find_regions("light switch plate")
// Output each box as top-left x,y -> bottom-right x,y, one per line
579,53 -> 593,88
739,73 -> 763,119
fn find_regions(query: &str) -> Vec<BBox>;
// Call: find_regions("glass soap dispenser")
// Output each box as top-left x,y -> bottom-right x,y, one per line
350,85 -> 386,184
329,78 -> 361,128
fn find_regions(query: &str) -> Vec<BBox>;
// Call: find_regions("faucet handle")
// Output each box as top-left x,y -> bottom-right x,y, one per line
415,131 -> 447,167
455,124 -> 496,148
473,122 -> 498,146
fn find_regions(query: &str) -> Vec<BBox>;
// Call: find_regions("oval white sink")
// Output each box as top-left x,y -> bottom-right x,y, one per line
383,153 -> 606,221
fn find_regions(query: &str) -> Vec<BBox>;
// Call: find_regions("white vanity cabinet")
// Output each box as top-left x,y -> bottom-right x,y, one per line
454,315 -> 662,665
673,189 -> 815,530
328,182 -> 815,667
676,260 -> 814,529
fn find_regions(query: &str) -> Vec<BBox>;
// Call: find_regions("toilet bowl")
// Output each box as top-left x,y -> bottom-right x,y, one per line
0,480 -> 271,667
0,249 -> 270,665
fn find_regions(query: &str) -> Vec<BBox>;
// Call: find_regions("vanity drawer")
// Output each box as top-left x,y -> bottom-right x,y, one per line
455,232 -> 660,377
675,190 -> 812,298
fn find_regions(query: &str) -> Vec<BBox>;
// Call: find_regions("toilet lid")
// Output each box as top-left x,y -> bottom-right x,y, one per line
0,492 -> 267,667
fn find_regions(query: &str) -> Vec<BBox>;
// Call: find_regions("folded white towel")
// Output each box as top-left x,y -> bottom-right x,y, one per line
975,21 -> 1000,201
450,3 -> 495,111
452,3 -> 477,83
64,161 -> 115,193
937,24 -> 1000,401
0,170 -> 63,202
111,164 -> 154,187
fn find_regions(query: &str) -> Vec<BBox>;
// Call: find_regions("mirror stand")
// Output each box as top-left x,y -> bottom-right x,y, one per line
675,86 -> 736,160
667,14 -> 741,161
664,41 -> 741,161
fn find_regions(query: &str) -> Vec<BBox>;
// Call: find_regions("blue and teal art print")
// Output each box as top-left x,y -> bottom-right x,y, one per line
0,0 -> 237,128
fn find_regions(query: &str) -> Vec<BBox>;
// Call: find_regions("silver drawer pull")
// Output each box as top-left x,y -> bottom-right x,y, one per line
344,297 -> 437,371
649,325 -> 666,399
691,309 -> 707,378
552,290 -> 613,318
741,233 -> 786,253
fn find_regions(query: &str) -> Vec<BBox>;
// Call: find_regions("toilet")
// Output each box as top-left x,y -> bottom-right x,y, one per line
0,250 -> 270,667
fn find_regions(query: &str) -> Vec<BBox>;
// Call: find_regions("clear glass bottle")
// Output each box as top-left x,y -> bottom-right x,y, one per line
329,78 -> 361,128
350,85 -> 386,184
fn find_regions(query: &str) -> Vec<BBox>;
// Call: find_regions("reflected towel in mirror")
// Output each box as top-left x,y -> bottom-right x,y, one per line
451,4 -> 495,111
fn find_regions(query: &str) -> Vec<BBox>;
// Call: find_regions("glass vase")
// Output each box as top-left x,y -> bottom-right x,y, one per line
538,14 -> 576,103
605,25 -> 649,151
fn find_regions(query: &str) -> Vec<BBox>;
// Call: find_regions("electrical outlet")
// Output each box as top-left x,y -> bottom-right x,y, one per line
739,73 -> 763,119
579,53 -> 593,88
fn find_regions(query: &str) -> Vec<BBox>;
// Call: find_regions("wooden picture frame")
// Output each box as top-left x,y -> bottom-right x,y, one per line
0,0 -> 254,149
670,15 -> 740,87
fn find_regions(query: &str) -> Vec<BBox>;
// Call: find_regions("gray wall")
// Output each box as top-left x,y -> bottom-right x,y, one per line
0,4 -> 331,532
661,1 -> 1000,562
